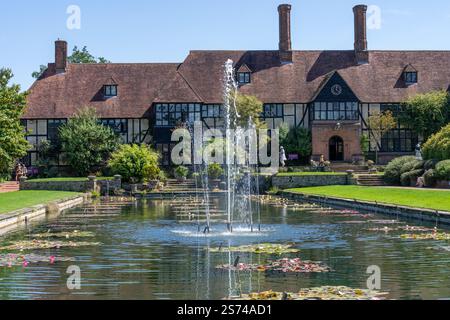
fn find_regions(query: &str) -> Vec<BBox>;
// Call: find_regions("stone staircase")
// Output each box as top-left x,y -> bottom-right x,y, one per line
0,181 -> 19,193
331,163 -> 369,174
163,179 -> 199,192
356,175 -> 385,186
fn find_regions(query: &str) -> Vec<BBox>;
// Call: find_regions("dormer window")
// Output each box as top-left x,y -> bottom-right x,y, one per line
404,72 -> 417,84
104,85 -> 117,97
236,64 -> 252,85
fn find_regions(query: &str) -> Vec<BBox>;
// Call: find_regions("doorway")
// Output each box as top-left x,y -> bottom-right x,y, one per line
329,136 -> 344,161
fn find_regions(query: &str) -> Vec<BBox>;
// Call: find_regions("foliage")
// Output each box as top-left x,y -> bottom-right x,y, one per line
401,90 -> 450,141
32,46 -> 110,78
59,108 -> 120,176
0,69 -> 30,180
423,169 -> 437,187
0,254 -> 74,267
400,169 -> 424,187
0,240 -> 101,251
424,159 -> 439,170
368,110 -> 397,163
108,144 -> 160,183
35,139 -> 60,178
360,134 -> 370,157
174,166 -> 189,179
435,160 -> 450,180
422,123 -> 450,161
216,258 -> 331,273
234,94 -> 265,129
400,233 -> 450,240
207,163 -> 224,180
279,124 -> 312,159
384,156 -> 417,185
30,231 -> 95,239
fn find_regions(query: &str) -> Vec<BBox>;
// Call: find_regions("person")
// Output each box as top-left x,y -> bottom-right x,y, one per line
280,147 -> 287,168
15,163 -> 23,182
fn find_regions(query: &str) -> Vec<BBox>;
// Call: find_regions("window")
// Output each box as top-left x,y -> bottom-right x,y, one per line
237,72 -> 251,84
264,104 -> 283,118
155,103 -> 201,127
47,119 -> 67,143
404,72 -> 417,84
104,85 -> 118,97
312,102 -> 358,121
100,119 -> 128,134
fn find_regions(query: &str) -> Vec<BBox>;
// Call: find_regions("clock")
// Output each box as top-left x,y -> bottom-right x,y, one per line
331,84 -> 343,96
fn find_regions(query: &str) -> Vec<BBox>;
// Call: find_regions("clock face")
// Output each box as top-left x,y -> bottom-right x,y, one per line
331,84 -> 343,96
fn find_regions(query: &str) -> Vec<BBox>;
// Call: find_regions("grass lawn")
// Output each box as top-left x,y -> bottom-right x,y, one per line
0,191 -> 81,214
286,185 -> 450,212
277,172 -> 347,177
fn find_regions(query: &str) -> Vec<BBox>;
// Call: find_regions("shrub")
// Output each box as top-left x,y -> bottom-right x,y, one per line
384,156 -> 417,185
174,166 -> 189,179
108,144 -> 160,183
423,169 -> 437,187
422,123 -> 450,161
207,163 -> 224,180
424,159 -> 439,170
435,160 -> 450,180
400,169 -> 424,186
60,108 -> 120,176
400,159 -> 424,175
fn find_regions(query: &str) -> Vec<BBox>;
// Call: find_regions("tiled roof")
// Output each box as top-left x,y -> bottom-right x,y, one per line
24,50 -> 450,119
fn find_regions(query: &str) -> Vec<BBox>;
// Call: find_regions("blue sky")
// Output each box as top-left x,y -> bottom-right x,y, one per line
2,0 -> 450,90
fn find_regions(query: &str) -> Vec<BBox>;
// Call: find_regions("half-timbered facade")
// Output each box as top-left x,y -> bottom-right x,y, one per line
23,4 -> 450,166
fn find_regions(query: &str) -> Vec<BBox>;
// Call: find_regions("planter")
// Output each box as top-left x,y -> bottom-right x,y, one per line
177,177 -> 187,182
209,179 -> 221,190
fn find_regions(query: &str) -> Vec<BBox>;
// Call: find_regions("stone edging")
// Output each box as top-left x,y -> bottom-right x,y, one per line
0,194 -> 89,234
281,191 -> 450,226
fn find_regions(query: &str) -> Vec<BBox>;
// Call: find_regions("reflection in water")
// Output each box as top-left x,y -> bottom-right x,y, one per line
0,197 -> 449,300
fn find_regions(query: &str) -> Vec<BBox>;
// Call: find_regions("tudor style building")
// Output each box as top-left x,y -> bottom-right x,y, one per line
23,4 -> 450,166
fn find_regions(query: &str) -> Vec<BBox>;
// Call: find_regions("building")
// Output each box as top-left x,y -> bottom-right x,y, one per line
23,4 -> 450,167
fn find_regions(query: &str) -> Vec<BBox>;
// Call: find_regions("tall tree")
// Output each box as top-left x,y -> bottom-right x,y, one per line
400,90 -> 450,141
234,94 -> 266,129
368,110 -> 397,164
59,107 -> 119,176
32,46 -> 110,78
0,69 -> 30,180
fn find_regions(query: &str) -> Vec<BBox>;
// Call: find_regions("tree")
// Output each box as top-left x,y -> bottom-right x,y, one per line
279,123 -> 312,161
234,94 -> 265,129
32,46 -> 110,78
400,90 -> 450,141
422,123 -> 450,161
368,110 -> 397,164
0,69 -> 30,181
108,144 -> 160,183
59,108 -> 119,176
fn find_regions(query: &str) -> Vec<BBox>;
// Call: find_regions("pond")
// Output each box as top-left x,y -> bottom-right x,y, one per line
0,197 -> 449,300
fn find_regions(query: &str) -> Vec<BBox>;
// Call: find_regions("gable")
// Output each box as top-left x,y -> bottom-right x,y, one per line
313,72 -> 359,102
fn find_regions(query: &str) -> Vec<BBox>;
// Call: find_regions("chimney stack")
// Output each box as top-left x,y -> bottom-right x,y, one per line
353,5 -> 369,64
278,4 -> 293,63
55,40 -> 68,73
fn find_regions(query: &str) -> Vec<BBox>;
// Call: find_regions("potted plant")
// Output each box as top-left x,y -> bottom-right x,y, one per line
207,163 -> 224,190
175,166 -> 189,182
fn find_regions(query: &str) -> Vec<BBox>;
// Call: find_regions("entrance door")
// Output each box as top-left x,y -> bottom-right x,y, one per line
329,136 -> 344,161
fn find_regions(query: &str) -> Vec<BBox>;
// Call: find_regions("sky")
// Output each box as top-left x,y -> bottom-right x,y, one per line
1,0 -> 450,90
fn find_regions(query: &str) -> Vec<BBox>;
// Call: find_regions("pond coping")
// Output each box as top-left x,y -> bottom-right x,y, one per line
0,194 -> 89,236
281,191 -> 450,226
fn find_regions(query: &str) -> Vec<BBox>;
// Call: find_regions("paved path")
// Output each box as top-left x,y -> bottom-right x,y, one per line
0,182 -> 19,193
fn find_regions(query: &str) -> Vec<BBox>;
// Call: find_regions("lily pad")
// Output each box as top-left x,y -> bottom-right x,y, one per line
209,243 -> 300,255
227,286 -> 388,300
0,240 -> 102,251
216,258 -> 331,273
0,253 -> 75,267
400,232 -> 450,240
29,231 -> 95,239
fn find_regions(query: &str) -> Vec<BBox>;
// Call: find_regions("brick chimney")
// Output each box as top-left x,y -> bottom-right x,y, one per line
55,40 -> 68,73
353,5 -> 369,64
278,4 -> 293,64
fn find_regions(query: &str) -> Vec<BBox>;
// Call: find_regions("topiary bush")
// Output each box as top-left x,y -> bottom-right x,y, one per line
384,156 -> 417,185
400,169 -> 424,187
108,144 -> 160,183
422,123 -> 450,161
207,163 -> 224,180
435,160 -> 450,181
423,169 -> 437,187
174,166 -> 189,179
424,159 -> 439,170
400,159 -> 424,175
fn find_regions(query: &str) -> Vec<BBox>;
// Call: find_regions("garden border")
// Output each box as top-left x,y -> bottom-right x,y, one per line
281,191 -> 450,226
